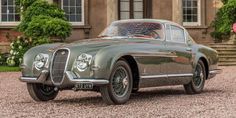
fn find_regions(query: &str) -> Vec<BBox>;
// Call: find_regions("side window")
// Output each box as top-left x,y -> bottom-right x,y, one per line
171,26 -> 185,43
165,24 -> 171,41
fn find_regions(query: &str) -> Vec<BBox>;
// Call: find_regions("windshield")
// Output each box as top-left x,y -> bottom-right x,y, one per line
99,21 -> 164,39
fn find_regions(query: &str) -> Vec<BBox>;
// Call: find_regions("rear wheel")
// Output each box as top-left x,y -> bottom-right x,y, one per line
27,83 -> 58,101
184,60 -> 206,94
100,59 -> 133,105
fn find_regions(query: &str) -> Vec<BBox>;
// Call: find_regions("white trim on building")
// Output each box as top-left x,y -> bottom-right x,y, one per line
0,0 -> 20,26
183,0 -> 201,26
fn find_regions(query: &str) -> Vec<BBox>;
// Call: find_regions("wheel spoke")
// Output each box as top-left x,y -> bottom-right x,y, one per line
112,67 -> 129,97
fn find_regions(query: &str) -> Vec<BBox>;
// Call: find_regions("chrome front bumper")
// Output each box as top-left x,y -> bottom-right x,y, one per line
20,70 -> 109,86
209,69 -> 222,79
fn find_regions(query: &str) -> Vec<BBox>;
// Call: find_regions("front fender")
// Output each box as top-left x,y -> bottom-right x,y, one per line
93,46 -> 139,80
21,43 -> 63,77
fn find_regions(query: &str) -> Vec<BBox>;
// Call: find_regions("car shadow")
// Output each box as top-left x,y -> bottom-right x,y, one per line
51,87 -> 225,106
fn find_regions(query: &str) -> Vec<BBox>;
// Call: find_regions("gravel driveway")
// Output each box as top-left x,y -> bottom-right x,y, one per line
0,66 -> 236,118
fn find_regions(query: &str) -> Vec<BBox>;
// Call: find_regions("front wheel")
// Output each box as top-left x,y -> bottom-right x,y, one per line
100,59 -> 133,105
184,60 -> 206,94
27,83 -> 58,101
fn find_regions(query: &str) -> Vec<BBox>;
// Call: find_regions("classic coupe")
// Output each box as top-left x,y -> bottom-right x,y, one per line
20,19 -> 221,105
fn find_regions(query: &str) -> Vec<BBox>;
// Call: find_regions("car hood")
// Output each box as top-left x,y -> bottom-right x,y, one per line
49,38 -> 152,53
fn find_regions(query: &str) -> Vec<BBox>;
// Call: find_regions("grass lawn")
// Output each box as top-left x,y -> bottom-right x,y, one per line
0,66 -> 21,72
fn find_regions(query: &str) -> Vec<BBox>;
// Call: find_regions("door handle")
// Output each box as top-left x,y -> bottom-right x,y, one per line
186,47 -> 192,52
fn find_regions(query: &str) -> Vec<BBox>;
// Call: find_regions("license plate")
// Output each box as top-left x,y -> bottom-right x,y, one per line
76,82 -> 93,89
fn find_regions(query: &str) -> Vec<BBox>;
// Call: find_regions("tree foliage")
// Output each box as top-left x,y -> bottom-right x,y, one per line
17,0 -> 71,40
211,0 -> 236,41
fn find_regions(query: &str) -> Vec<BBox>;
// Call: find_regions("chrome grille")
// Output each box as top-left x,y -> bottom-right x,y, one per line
51,49 -> 69,85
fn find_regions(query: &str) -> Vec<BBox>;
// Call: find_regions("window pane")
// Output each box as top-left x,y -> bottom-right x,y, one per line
70,0 -> 75,6
120,12 -> 130,19
183,0 -> 199,23
63,0 -> 69,6
193,1 -> 198,7
1,7 -> 7,13
134,12 -> 143,19
2,14 -> 7,21
62,0 -> 82,22
134,1 -> 143,12
63,7 -> 69,13
171,26 -> 185,43
8,14 -> 14,21
8,0 -> 14,5
1,0 -> 7,5
76,7 -> 81,14
70,7 -> 76,14
75,15 -> 81,21
8,7 -> 14,13
70,15 -> 76,22
76,0 -> 81,6
193,8 -> 197,14
193,15 -> 197,22
120,1 -> 129,11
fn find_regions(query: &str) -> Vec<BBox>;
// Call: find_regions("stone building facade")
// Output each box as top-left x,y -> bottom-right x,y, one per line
0,0 -> 222,52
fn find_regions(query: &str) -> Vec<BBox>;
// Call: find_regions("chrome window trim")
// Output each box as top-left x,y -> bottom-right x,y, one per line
50,48 -> 71,86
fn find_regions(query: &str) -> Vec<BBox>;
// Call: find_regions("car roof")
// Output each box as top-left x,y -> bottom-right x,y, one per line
113,19 -> 184,29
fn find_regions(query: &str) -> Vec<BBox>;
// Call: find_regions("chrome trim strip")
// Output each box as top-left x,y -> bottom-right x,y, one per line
140,73 -> 193,79
131,51 -> 177,58
20,77 -> 37,80
65,71 -> 109,85
141,75 -> 168,79
20,70 -> 48,83
168,73 -> 193,77
209,69 -> 222,74
50,48 -> 71,86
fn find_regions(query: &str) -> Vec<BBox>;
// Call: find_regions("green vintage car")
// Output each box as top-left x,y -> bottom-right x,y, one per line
20,19 -> 221,105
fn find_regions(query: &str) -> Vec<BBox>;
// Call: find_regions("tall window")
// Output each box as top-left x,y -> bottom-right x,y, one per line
61,0 -> 84,25
118,0 -> 152,20
183,0 -> 201,26
0,0 -> 20,23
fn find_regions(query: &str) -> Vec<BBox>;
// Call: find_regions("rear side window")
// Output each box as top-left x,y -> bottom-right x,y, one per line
170,25 -> 185,43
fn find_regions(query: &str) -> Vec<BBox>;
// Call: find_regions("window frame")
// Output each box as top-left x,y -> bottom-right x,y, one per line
118,0 -> 152,20
61,0 -> 85,26
183,0 -> 201,26
0,0 -> 20,26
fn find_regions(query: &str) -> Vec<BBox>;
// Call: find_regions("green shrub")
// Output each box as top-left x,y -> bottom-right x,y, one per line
8,0 -> 72,66
0,53 -> 8,66
17,0 -> 66,34
7,36 -> 32,66
25,15 -> 71,40
211,0 -> 236,41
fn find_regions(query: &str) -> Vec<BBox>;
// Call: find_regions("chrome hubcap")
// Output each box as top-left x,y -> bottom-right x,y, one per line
112,67 -> 129,97
193,63 -> 204,88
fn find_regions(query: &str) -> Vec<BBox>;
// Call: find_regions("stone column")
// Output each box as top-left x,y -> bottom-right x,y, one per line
172,0 -> 183,25
107,0 -> 118,25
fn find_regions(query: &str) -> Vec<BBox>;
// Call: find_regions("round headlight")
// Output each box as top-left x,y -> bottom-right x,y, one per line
76,53 -> 92,72
34,53 -> 49,70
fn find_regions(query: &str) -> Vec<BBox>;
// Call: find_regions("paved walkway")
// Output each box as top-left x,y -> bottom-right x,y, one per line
0,66 -> 235,118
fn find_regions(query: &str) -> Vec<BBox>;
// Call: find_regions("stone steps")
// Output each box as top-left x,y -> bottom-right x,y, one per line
209,43 -> 236,66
